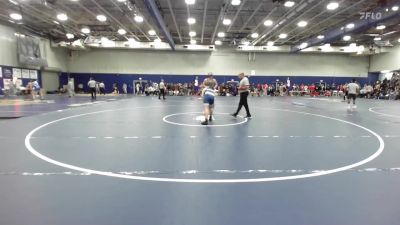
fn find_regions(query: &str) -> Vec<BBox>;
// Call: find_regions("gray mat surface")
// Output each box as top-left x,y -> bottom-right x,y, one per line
0,96 -> 399,225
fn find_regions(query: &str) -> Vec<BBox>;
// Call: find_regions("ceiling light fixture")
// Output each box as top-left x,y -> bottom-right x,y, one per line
215,40 -> 222,45
279,33 -> 288,39
376,25 -> 386,30
223,19 -> 231,26
264,20 -> 273,27
187,17 -> 196,24
343,35 -> 351,41
96,15 -> 107,22
148,30 -> 156,36
374,37 -> 382,41
217,32 -> 225,38
10,13 -> 22,20
251,33 -> 259,38
297,21 -> 308,27
81,27 -> 90,34
231,0 -> 241,6
392,6 -> 399,11
66,33 -> 74,39
327,2 -> 339,10
317,35 -> 325,39
185,0 -> 195,5
346,23 -> 354,29
284,1 -> 295,7
134,15 -> 144,23
267,41 -> 274,46
189,31 -> 197,37
118,29 -> 127,35
300,42 -> 308,49
190,39 -> 197,45
57,13 -> 68,21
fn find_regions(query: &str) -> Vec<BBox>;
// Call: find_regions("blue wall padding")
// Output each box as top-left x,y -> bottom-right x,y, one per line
59,72 -> 379,94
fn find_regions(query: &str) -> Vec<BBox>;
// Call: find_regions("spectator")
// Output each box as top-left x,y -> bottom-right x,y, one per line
99,81 -> 106,95
67,78 -> 75,97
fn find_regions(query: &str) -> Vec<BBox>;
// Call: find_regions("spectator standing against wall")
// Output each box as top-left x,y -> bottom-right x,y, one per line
194,76 -> 199,95
99,81 -> 106,95
32,79 -> 42,100
122,83 -> 128,94
135,82 -> 141,95
67,78 -> 75,97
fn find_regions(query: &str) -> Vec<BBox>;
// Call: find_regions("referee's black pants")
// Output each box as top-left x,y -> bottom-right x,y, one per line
90,87 -> 96,99
159,89 -> 165,99
234,91 -> 251,116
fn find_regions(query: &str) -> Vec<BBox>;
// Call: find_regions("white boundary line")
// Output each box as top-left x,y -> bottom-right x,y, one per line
368,107 -> 400,119
163,112 -> 248,127
25,107 -> 385,183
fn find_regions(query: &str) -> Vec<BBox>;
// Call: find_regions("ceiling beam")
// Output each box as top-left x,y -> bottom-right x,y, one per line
109,0 -> 149,41
143,0 -> 176,50
262,0 -> 329,44
251,0 -> 308,45
227,0 -> 249,32
16,1 -> 81,35
166,0 -> 182,42
186,2 -> 192,41
283,0 -> 369,45
292,2 -> 400,52
88,0 -> 139,40
211,0 -> 230,44
238,0 -> 266,33
250,7 -> 277,33
201,0 -> 209,43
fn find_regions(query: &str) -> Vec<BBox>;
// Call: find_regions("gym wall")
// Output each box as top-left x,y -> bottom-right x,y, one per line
0,24 -> 68,71
370,44 -> 400,72
0,23 -> 68,91
68,48 -> 370,77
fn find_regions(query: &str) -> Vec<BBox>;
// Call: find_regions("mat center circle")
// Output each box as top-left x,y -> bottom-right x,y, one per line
162,112 -> 248,127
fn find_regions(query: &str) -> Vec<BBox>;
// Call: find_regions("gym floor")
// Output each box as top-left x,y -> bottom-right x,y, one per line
0,95 -> 399,225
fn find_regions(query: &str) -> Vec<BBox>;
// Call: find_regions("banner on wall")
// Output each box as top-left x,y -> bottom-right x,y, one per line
3,67 -> 13,79
0,66 -> 2,78
22,69 -> 30,79
13,68 -> 22,78
29,70 -> 38,79
15,78 -> 23,88
3,79 -> 12,89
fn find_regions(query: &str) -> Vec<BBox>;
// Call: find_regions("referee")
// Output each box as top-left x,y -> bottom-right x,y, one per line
87,77 -> 96,100
158,79 -> 166,100
232,73 -> 252,118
